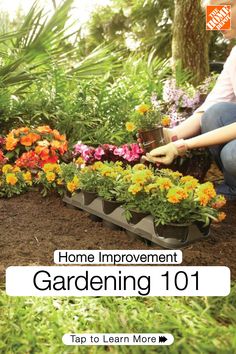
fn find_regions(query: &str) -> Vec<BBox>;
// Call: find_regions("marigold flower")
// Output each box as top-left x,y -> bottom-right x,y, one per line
128,183 -> 142,195
211,195 -> 226,209
57,178 -> 64,185
2,164 -> 13,174
76,157 -> 85,166
67,181 -> 78,193
135,103 -> 150,115
23,171 -> 32,182
217,212 -> 226,222
167,187 -> 188,204
46,172 -> 56,182
155,177 -> 173,190
132,164 -> 146,171
6,173 -> 18,185
161,116 -> 171,127
125,122 -> 136,132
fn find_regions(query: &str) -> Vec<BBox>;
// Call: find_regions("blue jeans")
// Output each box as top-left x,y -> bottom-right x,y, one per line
201,102 -> 236,194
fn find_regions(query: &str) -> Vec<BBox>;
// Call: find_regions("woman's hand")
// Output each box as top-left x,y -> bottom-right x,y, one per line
143,140 -> 188,165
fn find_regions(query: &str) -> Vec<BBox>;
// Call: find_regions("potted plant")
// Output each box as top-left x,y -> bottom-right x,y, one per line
126,103 -> 165,153
114,164 -> 154,224
145,170 -> 226,240
58,162 -> 80,196
78,163 -> 101,205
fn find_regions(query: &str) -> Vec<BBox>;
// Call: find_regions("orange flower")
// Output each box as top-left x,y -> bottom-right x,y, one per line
212,195 -> 226,209
198,193 -> 210,206
217,212 -> 226,222
14,127 -> 30,136
167,187 -> 188,204
59,141 -> 68,155
52,129 -> 66,141
20,132 -> 40,146
6,173 -> 18,185
36,126 -> 52,134
5,133 -> 19,151
161,116 -> 171,127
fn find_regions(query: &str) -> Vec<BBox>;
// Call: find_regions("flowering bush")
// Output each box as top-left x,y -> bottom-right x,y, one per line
36,163 -> 64,196
162,79 -> 200,112
0,164 -> 32,198
73,142 -> 143,165
59,163 -> 80,194
4,126 -> 68,168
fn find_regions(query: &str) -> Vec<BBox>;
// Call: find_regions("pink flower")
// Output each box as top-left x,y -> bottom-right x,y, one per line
113,147 -> 124,156
94,147 -> 105,160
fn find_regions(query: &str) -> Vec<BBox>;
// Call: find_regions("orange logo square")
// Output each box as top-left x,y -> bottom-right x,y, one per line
206,5 -> 231,30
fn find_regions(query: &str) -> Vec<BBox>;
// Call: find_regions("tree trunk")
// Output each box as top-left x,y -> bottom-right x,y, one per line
172,0 -> 209,85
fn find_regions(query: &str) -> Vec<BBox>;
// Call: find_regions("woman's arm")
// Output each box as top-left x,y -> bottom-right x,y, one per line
172,112 -> 203,139
185,122 -> 236,149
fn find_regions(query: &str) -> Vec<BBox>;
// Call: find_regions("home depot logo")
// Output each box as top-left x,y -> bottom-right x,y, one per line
206,5 -> 231,30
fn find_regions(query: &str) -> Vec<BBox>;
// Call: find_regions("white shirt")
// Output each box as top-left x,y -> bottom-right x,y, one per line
195,45 -> 236,113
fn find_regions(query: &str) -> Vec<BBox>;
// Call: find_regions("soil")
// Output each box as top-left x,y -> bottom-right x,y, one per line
0,179 -> 235,286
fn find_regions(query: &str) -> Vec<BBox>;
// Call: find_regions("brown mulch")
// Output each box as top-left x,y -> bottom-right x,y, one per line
0,186 -> 235,286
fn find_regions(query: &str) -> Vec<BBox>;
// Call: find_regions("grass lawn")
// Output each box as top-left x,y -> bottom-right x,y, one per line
0,284 -> 236,354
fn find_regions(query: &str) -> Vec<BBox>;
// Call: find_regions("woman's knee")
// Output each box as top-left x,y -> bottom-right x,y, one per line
220,141 -> 236,177
201,102 -> 236,134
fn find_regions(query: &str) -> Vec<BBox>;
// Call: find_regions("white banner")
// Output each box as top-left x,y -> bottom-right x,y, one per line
6,266 -> 230,296
62,333 -> 174,346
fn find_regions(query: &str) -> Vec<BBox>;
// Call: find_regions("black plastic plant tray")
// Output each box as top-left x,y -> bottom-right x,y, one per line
63,192 -> 210,249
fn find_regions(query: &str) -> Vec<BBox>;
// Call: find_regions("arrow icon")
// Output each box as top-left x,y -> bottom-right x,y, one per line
159,336 -> 168,343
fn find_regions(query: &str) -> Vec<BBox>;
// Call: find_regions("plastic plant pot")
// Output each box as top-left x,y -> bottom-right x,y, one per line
138,126 -> 165,153
102,199 -> 122,215
194,220 -> 211,236
155,223 -> 189,241
127,210 -> 149,225
81,190 -> 97,205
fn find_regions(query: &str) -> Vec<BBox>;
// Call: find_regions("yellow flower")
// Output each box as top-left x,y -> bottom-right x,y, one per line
67,181 -> 77,193
43,163 -> 55,173
46,172 -> 56,182
72,176 -> 80,187
135,103 -> 150,115
125,122 -> 136,132
92,161 -> 104,171
161,116 -> 171,127
23,171 -> 32,185
2,164 -> 13,174
155,177 -> 173,190
132,164 -> 146,171
144,183 -> 158,193
128,184 -> 142,195
76,157 -> 85,166
6,173 -> 18,185
57,178 -> 64,185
